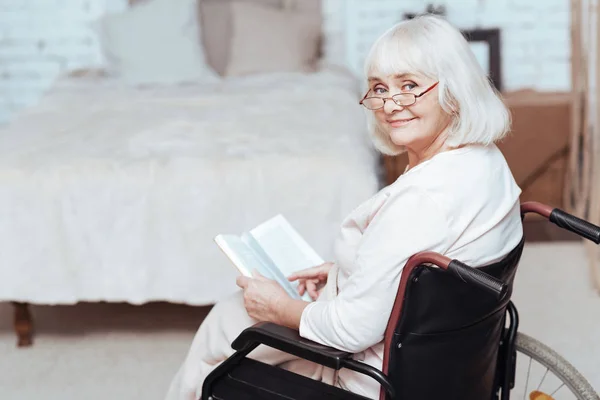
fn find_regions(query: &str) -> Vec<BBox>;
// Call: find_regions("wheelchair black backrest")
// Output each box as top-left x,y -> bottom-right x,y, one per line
380,239 -> 525,400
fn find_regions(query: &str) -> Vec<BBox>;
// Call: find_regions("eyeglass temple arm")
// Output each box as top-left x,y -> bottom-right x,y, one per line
359,89 -> 370,105
415,81 -> 439,98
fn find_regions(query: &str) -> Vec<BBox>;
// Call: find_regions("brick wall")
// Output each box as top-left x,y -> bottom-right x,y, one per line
0,0 -> 127,125
0,0 -> 572,125
323,0 -> 572,92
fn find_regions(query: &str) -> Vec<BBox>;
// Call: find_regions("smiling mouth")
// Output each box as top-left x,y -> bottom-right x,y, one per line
388,117 -> 417,127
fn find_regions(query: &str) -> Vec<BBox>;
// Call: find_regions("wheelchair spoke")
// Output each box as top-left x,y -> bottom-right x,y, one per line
511,333 -> 597,400
524,356 -> 533,400
513,347 -> 583,400
550,383 -> 566,397
537,367 -> 550,390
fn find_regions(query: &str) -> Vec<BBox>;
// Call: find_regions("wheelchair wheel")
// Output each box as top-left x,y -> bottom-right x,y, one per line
512,333 -> 599,400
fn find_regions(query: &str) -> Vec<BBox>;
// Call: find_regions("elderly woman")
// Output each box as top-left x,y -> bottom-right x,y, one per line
166,15 -> 523,400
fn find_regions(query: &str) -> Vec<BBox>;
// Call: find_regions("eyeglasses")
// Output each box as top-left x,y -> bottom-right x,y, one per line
359,82 -> 439,110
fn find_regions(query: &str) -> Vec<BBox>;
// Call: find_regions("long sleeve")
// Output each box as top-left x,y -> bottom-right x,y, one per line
299,186 -> 449,353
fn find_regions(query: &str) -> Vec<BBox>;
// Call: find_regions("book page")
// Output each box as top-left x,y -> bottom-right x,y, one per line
214,235 -> 268,278
250,215 -> 324,278
214,233 -> 304,301
241,233 -> 302,300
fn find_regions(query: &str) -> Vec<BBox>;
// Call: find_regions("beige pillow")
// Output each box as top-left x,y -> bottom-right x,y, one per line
200,0 -> 284,76
225,2 -> 321,76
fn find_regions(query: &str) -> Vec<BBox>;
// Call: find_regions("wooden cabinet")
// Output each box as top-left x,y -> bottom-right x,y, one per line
382,153 -> 408,187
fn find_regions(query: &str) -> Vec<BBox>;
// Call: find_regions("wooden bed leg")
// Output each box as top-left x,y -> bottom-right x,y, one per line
12,302 -> 33,347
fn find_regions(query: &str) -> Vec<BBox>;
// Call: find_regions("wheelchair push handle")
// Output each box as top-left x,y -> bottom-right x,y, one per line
447,259 -> 508,299
520,201 -> 600,244
550,209 -> 600,244
406,252 -> 507,300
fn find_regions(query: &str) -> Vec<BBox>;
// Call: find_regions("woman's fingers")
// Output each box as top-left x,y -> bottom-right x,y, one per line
288,267 -> 318,281
236,275 -> 250,289
297,281 -> 306,295
288,264 -> 330,281
306,280 -> 319,300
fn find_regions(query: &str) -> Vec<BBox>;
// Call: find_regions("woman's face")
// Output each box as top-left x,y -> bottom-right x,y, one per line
367,71 -> 452,152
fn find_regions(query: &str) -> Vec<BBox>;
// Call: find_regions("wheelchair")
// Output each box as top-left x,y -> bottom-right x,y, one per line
201,202 -> 600,400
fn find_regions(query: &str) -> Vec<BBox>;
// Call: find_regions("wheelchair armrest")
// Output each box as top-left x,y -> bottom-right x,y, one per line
231,321 -> 352,370
231,322 -> 396,398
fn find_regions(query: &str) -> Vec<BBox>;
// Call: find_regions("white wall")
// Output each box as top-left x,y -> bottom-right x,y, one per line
323,0 -> 572,93
0,0 -> 127,125
0,0 -> 572,126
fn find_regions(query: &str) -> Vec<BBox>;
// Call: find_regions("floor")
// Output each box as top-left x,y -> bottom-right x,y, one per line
0,240 -> 598,400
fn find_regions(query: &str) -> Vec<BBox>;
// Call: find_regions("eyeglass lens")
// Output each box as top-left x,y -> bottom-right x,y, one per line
362,94 -> 415,110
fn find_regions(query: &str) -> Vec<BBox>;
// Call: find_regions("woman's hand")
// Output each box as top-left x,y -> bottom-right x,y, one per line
236,271 -> 290,323
287,262 -> 334,301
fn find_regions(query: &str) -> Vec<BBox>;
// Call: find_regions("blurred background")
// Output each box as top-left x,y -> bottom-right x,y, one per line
0,0 -> 599,399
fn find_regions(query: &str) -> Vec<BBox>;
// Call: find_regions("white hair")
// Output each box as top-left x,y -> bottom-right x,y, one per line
363,15 -> 510,155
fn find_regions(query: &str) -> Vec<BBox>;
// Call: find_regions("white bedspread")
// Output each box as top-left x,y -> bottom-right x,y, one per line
0,69 -> 379,305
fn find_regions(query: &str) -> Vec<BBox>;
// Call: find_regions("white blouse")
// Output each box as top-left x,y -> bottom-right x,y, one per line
299,144 -> 523,398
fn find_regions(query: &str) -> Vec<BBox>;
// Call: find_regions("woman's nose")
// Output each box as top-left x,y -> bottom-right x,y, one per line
383,98 -> 404,114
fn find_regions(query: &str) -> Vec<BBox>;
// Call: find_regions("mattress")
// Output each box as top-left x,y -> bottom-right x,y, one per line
0,68 -> 379,305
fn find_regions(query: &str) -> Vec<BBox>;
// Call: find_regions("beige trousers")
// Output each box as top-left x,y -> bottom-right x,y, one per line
164,277 -> 340,400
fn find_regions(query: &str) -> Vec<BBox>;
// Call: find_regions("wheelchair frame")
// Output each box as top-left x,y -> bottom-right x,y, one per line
202,202 -> 600,400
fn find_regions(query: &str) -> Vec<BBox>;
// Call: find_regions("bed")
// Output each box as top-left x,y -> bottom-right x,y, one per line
0,0 -> 380,345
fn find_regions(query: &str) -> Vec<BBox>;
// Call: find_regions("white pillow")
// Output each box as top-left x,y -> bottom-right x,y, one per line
99,0 -> 219,86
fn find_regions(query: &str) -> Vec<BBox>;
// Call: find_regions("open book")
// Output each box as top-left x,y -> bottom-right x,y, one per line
215,215 -> 324,303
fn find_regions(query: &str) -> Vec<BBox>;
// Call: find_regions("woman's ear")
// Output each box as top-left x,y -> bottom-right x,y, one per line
441,85 -> 460,116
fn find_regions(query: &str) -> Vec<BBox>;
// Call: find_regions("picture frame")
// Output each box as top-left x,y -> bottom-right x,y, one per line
403,10 -> 503,92
461,28 -> 503,92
